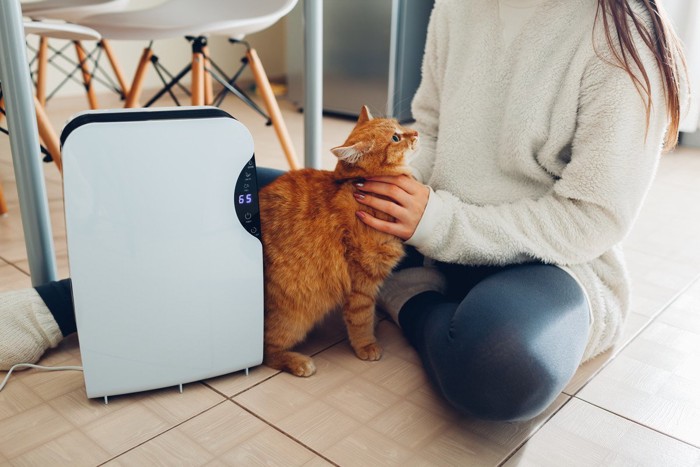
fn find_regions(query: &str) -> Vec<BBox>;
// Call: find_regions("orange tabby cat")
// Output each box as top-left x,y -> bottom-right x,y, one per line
259,106 -> 418,377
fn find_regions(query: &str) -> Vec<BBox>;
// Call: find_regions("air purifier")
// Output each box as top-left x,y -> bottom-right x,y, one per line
61,106 -> 263,400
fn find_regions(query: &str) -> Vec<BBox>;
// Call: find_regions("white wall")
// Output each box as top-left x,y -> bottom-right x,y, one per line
665,0 -> 700,133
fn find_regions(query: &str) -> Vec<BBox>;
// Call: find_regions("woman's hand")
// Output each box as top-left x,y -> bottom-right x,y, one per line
353,175 -> 430,241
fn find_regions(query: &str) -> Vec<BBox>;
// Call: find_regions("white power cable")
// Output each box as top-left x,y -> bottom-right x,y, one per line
0,363 -> 83,392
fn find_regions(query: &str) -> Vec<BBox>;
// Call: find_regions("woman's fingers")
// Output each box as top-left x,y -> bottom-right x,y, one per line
365,175 -> 423,195
353,175 -> 430,241
355,178 -> 412,206
356,210 -> 410,238
353,191 -> 402,218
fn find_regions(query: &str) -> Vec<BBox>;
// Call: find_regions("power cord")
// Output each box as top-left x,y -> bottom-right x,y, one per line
0,363 -> 83,393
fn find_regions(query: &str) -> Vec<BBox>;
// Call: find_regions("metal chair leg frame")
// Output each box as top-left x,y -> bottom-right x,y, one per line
144,56 -> 192,107
73,42 -> 123,96
120,35 -> 298,170
27,39 -> 124,104
209,38 -> 300,169
27,40 -> 123,101
126,36 -> 268,116
210,57 -> 246,107
151,56 -> 191,97
128,42 -> 201,108
206,64 -> 270,121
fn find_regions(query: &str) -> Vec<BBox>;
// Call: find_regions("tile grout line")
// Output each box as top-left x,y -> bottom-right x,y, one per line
570,397 -> 700,450
500,273 -> 700,465
200,379 -> 233,399
202,370 -> 280,400
2,385 -> 87,462
230,398 -> 340,467
497,395 -> 576,467
208,339 -> 352,466
213,337 -> 349,400
96,397 -> 231,466
4,260 -> 30,277
187,340 -> 352,465
566,272 -> 700,399
0,255 -> 28,272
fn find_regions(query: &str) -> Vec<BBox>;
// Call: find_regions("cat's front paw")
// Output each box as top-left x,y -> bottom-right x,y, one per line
265,351 -> 317,377
289,357 -> 317,377
354,342 -> 383,361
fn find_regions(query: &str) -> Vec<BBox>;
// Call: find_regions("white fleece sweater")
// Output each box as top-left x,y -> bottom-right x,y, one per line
406,0 -> 671,361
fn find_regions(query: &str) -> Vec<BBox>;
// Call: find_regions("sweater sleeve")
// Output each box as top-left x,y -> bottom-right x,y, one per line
408,1 -> 444,184
407,44 -> 669,266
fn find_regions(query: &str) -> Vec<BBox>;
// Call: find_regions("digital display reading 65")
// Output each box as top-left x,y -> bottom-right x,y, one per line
238,194 -> 253,204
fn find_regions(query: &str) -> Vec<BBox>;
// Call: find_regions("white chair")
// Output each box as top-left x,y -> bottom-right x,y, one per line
0,20 -> 101,215
79,0 -> 300,170
20,0 -> 131,108
21,0 -> 129,20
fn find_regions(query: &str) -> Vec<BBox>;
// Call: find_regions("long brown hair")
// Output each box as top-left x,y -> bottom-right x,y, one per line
595,0 -> 688,150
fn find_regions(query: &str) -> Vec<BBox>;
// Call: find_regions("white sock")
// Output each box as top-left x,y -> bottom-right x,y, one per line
376,267 -> 447,328
0,288 -> 63,371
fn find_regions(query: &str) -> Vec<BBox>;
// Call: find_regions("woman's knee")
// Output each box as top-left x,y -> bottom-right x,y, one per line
435,332 -> 567,421
428,264 -> 590,421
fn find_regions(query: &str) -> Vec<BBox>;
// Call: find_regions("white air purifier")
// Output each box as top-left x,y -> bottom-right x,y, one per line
61,107 -> 264,400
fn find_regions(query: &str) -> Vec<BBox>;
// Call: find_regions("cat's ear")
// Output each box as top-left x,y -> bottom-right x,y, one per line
331,141 -> 370,164
357,105 -> 373,125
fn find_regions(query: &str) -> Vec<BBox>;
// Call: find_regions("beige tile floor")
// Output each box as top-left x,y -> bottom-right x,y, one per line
1,89 -> 700,466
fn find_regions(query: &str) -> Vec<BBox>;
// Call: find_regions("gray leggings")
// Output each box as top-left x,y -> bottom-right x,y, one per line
397,249 -> 590,421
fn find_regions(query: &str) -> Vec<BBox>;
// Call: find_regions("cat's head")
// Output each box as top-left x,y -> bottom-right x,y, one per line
330,106 -> 417,178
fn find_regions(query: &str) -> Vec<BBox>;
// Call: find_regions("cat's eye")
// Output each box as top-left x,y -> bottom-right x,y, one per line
392,134 -> 401,142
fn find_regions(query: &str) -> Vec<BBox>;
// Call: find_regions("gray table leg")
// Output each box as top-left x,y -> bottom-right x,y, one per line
303,0 -> 323,169
0,0 -> 57,285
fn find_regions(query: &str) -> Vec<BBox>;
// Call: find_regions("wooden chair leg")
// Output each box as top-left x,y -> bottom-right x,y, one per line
74,41 -> 99,109
0,98 -> 61,217
191,51 -> 205,106
37,36 -> 49,106
100,39 -> 130,99
34,96 -> 62,173
125,46 -> 153,108
246,48 -> 300,170
202,45 -> 214,105
0,181 -> 8,216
